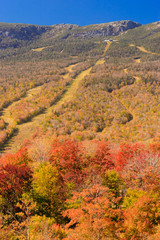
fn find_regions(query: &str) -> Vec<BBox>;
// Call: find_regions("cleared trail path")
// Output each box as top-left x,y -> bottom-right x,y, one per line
51,67 -> 92,111
136,46 -> 160,55
2,42 -> 111,154
3,66 -> 93,153
2,85 -> 43,127
130,44 -> 160,55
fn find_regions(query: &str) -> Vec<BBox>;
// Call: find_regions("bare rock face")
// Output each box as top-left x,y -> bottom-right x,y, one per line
112,20 -> 141,34
69,21 -> 141,39
0,24 -> 51,40
43,24 -> 79,39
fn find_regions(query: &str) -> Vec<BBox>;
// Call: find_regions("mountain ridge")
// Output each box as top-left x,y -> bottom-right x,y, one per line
0,20 -> 141,46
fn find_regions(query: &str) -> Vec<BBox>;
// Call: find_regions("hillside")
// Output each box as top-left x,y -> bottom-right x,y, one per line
0,20 -> 160,240
0,20 -> 160,153
0,20 -> 140,59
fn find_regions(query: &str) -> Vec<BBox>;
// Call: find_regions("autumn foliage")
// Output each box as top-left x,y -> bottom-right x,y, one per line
0,138 -> 159,239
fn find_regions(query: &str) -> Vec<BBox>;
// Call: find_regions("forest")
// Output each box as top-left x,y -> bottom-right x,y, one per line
0,20 -> 160,239
0,137 -> 160,239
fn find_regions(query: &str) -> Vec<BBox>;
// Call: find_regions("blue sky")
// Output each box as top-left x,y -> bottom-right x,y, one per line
1,0 -> 160,26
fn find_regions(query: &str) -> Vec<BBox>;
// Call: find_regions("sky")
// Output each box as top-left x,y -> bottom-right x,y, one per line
0,0 -> 160,26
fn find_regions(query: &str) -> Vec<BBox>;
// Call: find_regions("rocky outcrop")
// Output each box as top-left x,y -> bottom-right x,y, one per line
69,21 -> 141,39
43,23 -> 79,39
0,23 -> 51,40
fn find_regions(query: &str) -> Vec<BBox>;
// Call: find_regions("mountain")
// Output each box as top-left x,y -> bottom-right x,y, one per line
0,20 -> 160,240
0,20 -> 140,58
0,20 -> 160,153
0,22 -> 79,47
0,20 -> 140,43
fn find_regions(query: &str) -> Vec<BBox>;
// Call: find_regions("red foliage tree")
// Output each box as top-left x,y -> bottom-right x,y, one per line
91,141 -> 115,174
49,139 -> 84,185
115,142 -> 146,171
0,146 -> 31,167
0,163 -> 32,206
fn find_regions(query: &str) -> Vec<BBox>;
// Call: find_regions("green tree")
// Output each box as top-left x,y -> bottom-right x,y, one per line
32,163 -> 66,223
